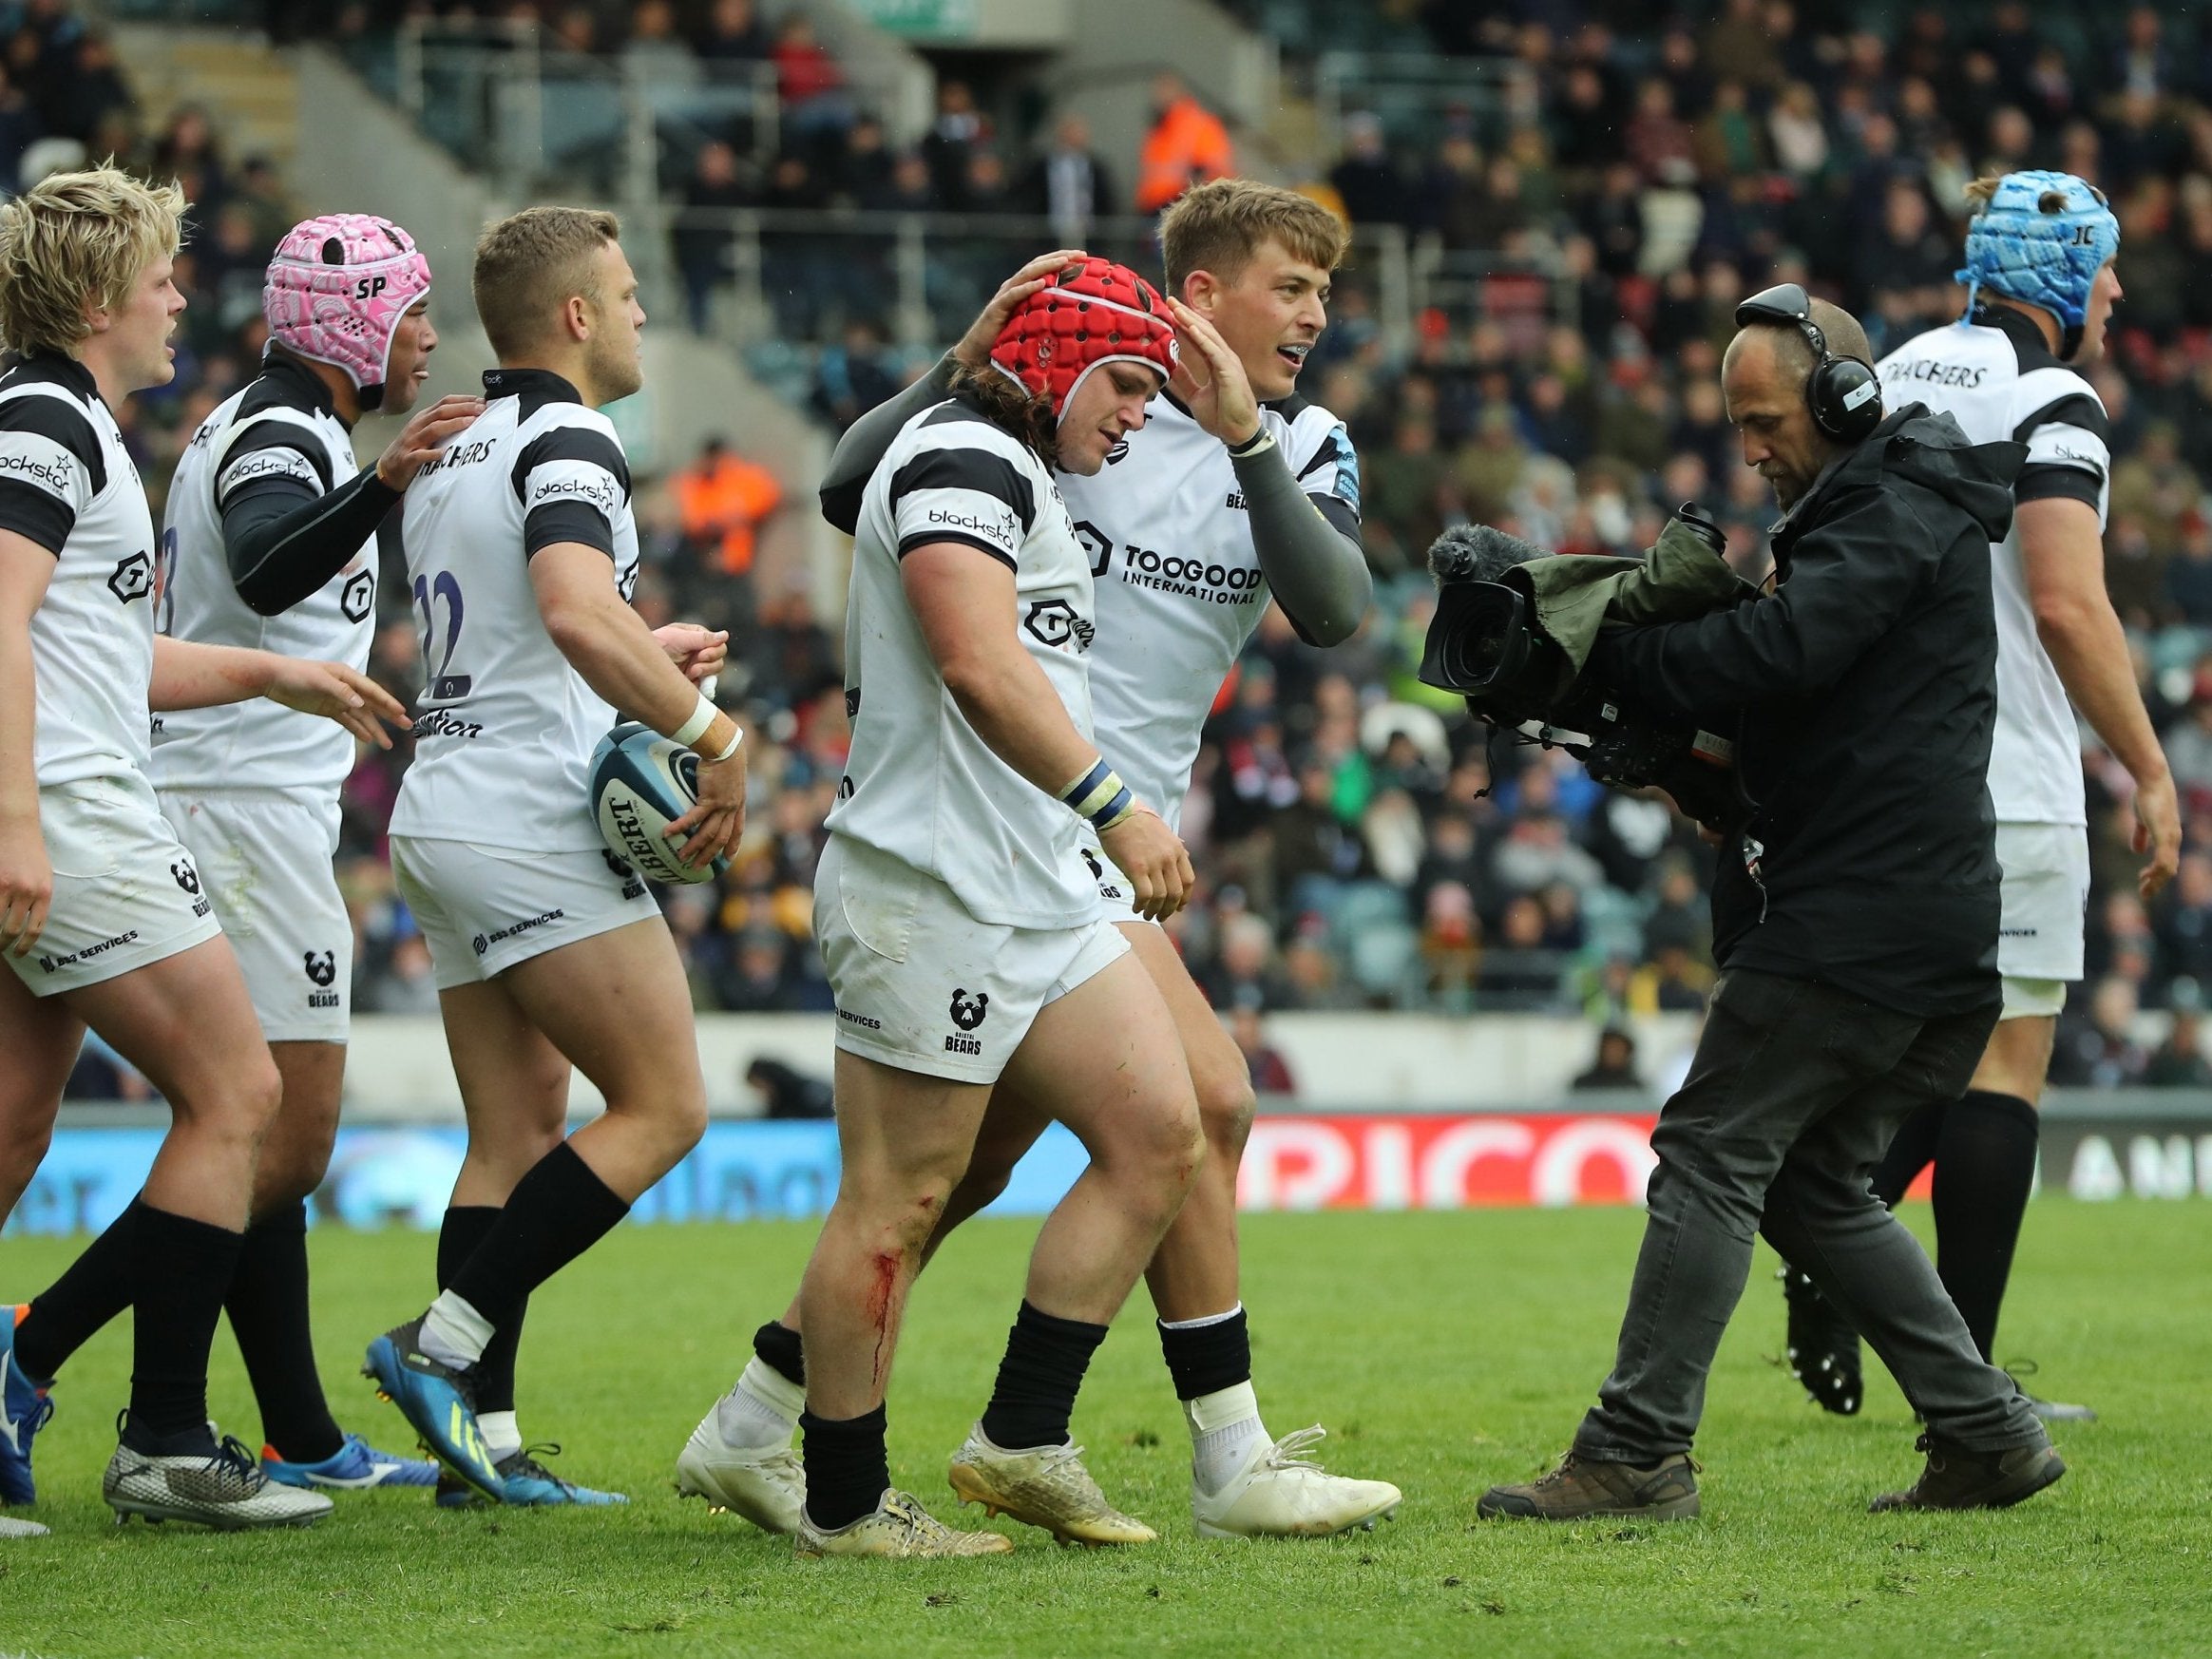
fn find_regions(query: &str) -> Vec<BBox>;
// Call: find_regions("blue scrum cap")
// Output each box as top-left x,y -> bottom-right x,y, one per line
1957,170 -> 2120,353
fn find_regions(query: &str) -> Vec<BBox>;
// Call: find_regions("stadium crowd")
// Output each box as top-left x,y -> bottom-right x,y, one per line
18,0 -> 2212,1079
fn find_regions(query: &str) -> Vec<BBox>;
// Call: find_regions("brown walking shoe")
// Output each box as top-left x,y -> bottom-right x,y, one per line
1477,1451 -> 1701,1521
1868,1433 -> 2064,1513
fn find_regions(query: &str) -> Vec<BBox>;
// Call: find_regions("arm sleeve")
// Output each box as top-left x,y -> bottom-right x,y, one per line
887,439 -> 1036,569
509,424 -> 631,558
222,466 -> 402,616
1230,431 -> 1372,646
820,353 -> 959,534
1588,487 -> 1938,724
0,393 -> 103,554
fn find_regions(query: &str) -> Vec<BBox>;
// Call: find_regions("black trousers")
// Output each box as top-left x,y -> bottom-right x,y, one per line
1575,969 -> 2048,1460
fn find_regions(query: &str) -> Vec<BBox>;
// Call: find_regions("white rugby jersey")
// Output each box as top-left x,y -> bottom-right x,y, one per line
829,395 -> 1098,928
389,368 -> 639,853
150,356 -> 375,797
1878,307 -> 2110,826
0,354 -> 157,788
1061,391 -> 1359,830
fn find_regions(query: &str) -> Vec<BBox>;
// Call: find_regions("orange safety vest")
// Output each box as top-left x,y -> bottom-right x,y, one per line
1135,96 -> 1234,212
676,454 -> 782,576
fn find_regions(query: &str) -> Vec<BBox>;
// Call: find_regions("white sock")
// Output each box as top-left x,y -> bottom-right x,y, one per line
478,1410 -> 522,1461
1184,1380 -> 1268,1497
715,1357 -> 805,1450
419,1291 -> 492,1370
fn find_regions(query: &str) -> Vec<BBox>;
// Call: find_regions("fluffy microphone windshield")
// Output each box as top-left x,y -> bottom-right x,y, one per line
1426,524 -> 1554,586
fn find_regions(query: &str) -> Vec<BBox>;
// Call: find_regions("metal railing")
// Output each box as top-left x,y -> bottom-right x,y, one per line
1313,50 -> 1530,160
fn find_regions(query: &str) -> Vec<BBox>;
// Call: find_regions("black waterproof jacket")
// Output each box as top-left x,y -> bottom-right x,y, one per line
1588,405 -> 2025,1017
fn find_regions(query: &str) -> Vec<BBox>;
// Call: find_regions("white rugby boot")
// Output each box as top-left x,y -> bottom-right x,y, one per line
0,1515 -> 49,1536
676,1400 -> 805,1534
794,1488 -> 1014,1557
947,1424 -> 1155,1546
104,1429 -> 334,1530
1189,1425 -> 1402,1538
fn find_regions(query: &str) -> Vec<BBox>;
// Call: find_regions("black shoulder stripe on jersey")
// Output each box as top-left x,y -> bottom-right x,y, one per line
1294,430 -> 1347,484
239,353 -> 339,422
1265,391 -> 1313,421
1309,492 -> 1360,539
2014,464 -> 2105,508
0,486 -> 72,554
920,398 -> 988,429
508,424 -> 633,505
0,391 -> 106,497
887,446 -> 1036,531
895,528 -> 1018,571
2012,393 -> 2109,448
219,420 -> 336,498
1975,304 -> 2069,376
524,498 -> 618,559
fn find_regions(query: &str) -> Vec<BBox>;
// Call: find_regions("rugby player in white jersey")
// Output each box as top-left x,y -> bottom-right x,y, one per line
681,181 -> 1401,1540
791,257 -> 1200,1557
5,217 -> 480,1502
361,207 -> 738,1509
1777,171 -> 2177,1422
0,167 -> 409,1531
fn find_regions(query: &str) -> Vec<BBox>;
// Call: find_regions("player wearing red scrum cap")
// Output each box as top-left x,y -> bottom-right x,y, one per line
773,258 -> 1208,1557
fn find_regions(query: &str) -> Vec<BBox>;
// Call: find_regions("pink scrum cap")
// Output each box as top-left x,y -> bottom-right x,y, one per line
262,214 -> 433,410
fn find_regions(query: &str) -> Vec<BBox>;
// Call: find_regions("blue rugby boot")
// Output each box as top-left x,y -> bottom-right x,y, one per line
362,1317 -> 501,1499
0,1305 -> 54,1507
435,1444 -> 629,1508
263,1432 -> 440,1491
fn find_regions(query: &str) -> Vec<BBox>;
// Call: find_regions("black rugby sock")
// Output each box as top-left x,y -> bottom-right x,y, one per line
438,1204 -> 524,1414
1931,1091 -> 2040,1363
1869,1097 -> 1950,1209
447,1144 -> 628,1340
224,1201 -> 343,1462
1157,1306 -> 1252,1402
978,1301 -> 1108,1451
13,1198 -> 144,1382
755,1320 -> 805,1388
800,1403 -> 888,1532
124,1203 -> 244,1448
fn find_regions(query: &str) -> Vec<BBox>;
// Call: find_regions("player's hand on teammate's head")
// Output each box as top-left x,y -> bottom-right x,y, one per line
665,739 -> 746,868
653,621 -> 730,685
2133,770 -> 2183,900
263,658 -> 410,749
0,818 -> 52,956
952,249 -> 1090,369
1164,297 -> 1259,449
375,393 -> 486,491
1099,804 -> 1194,923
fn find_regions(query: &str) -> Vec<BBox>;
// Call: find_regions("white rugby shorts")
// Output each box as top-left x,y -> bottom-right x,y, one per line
815,834 -> 1128,1084
391,835 -> 661,989
160,789 -> 352,1042
1993,820 -> 2088,1007
10,773 -> 222,997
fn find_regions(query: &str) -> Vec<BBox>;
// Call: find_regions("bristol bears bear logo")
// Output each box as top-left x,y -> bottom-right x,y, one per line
1080,848 -> 1103,880
108,551 -> 154,604
169,859 -> 200,896
304,951 -> 337,987
339,568 -> 375,623
949,988 -> 989,1031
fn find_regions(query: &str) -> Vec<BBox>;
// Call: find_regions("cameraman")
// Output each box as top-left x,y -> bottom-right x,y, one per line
1478,290 -> 2061,1524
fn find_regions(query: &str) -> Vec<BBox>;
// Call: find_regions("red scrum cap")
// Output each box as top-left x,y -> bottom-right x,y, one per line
989,257 -> 1178,418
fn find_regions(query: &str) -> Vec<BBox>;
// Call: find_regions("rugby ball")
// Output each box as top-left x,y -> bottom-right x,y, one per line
591,721 -> 719,886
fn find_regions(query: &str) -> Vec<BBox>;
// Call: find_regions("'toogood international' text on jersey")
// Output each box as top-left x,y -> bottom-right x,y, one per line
389,368 -> 639,853
0,354 -> 158,788
829,396 -> 1098,928
151,355 -> 376,796
1878,308 -> 2110,826
1061,392 -> 1359,830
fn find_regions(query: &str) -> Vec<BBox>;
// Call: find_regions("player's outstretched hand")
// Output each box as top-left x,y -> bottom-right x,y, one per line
951,249 -> 1089,369
1165,297 -> 1260,449
375,394 -> 486,491
2133,769 -> 2182,900
666,745 -> 746,868
265,658 -> 410,749
1100,805 -> 1194,923
0,816 -> 51,956
655,622 -> 730,685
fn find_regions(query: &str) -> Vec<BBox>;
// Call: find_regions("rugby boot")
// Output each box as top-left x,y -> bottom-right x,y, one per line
947,1424 -> 1154,1546
676,1401 -> 804,1533
1190,1424 -> 1402,1538
262,1432 -> 439,1491
362,1318 -> 501,1499
1781,1266 -> 1863,1416
105,1421 -> 334,1530
795,1488 -> 1014,1557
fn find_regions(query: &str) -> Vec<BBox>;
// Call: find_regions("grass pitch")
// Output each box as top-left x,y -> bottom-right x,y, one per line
1,1201 -> 2206,1659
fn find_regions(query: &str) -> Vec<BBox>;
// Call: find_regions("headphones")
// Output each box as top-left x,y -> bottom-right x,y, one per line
1733,282 -> 1884,443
